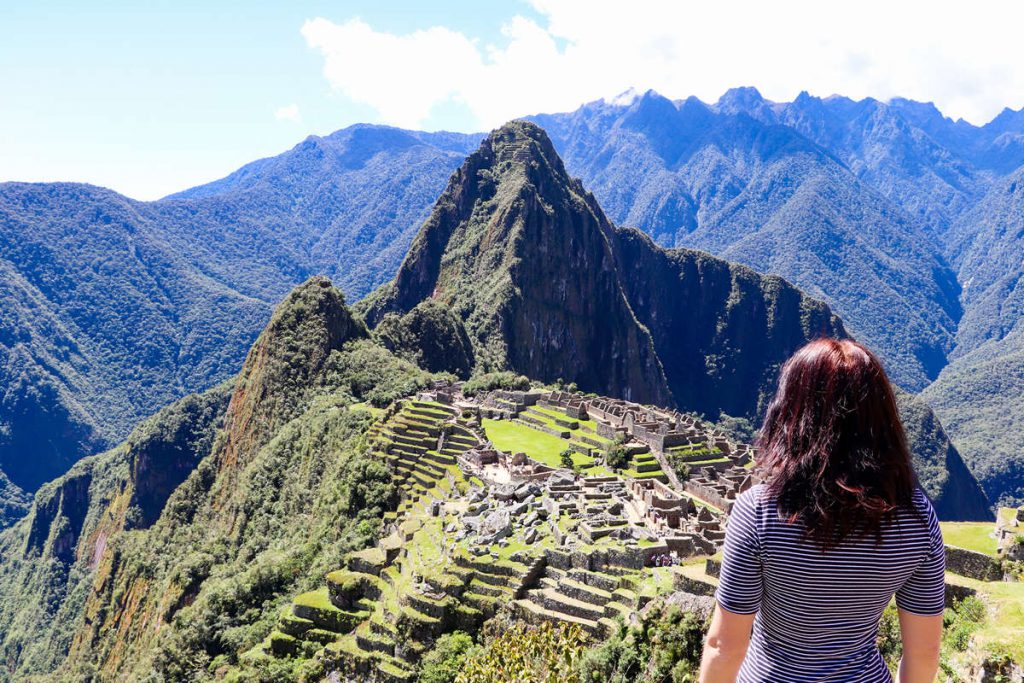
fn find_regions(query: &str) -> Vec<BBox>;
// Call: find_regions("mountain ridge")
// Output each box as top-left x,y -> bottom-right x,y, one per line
2,87 -> 1021,520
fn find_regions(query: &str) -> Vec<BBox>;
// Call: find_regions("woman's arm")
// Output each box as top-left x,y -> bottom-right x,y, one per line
699,604 -> 755,683
896,609 -> 942,683
893,497 -> 945,683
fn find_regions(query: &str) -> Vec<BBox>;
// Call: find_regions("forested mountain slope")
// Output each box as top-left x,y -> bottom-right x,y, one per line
530,91 -> 962,390
0,128 -> 473,525
923,167 -> 1024,505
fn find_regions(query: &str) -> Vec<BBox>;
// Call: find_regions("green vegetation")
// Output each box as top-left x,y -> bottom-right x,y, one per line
455,622 -> 587,683
482,419 -> 569,469
940,522 -> 999,557
420,631 -> 479,683
462,371 -> 531,397
578,601 -> 708,683
374,299 -> 475,378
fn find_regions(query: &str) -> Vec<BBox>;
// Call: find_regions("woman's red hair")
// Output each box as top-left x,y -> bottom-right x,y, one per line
758,338 -> 917,549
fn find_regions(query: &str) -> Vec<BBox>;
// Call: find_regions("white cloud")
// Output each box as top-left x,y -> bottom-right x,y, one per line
274,103 -> 301,123
302,0 -> 1024,130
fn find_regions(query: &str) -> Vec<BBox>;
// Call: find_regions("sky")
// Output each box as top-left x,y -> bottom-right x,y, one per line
2,0 -> 1023,200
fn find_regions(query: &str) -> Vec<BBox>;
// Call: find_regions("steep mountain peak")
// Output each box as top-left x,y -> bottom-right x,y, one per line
360,121 -> 674,404
483,119 -> 569,176
362,120 -> 601,319
715,86 -> 770,114
218,277 -> 367,473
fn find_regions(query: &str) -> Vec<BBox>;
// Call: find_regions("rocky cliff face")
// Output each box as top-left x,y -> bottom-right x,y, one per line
361,121 -> 674,406
612,228 -> 844,419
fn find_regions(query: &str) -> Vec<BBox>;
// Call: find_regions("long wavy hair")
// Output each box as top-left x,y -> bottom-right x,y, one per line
757,338 -> 917,549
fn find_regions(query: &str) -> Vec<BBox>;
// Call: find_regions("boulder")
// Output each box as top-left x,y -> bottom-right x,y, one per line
515,483 -> 541,501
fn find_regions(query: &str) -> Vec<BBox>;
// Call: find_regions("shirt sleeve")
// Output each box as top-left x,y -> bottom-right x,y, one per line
895,496 -> 946,616
715,489 -> 763,615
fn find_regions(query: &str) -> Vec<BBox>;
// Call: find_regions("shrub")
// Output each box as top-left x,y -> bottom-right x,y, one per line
605,443 -> 629,471
560,448 -> 577,471
420,631 -> 479,683
462,372 -> 531,397
455,622 -> 586,683
577,602 -> 707,683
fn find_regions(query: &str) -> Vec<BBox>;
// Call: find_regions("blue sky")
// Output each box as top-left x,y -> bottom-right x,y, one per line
2,0 -> 1022,200
0,1 -> 538,199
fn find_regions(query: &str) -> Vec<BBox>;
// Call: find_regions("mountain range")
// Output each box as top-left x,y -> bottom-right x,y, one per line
0,122 -> 994,682
1,87 -> 1022,521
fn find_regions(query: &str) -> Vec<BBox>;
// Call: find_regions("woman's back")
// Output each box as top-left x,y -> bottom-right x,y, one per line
717,484 -> 946,683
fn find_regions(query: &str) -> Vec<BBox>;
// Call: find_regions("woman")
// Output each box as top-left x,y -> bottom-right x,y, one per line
699,339 -> 945,682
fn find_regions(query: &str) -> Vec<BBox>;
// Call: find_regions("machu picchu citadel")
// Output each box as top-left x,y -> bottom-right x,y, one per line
260,382 -> 757,681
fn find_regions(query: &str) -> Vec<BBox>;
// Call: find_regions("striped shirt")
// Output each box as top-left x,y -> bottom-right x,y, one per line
716,484 -> 946,682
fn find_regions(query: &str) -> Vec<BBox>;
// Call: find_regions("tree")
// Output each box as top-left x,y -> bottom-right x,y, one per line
560,448 -> 577,471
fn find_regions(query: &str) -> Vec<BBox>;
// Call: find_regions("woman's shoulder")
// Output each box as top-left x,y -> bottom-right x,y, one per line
736,483 -> 769,506
904,486 -> 940,527
732,483 -> 770,519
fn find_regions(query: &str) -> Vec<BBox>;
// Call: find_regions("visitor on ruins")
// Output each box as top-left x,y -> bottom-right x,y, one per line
699,339 -> 944,683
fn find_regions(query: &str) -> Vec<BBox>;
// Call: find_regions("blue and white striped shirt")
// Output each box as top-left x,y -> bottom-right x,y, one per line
716,484 -> 946,682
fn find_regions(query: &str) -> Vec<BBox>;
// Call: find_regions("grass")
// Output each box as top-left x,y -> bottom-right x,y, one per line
482,418 -> 570,468
349,402 -> 385,417
941,521 -> 999,557
529,406 -> 612,444
945,572 -> 1024,663
293,587 -> 335,611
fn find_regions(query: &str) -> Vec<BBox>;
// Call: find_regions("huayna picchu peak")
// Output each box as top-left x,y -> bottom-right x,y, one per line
0,119 -> 1015,683
360,121 -> 844,418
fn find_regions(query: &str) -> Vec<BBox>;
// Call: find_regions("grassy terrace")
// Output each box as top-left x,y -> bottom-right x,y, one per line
482,417 -> 608,474
940,521 -> 999,557
483,418 -> 567,467
942,509 -> 1024,663
526,405 -> 613,444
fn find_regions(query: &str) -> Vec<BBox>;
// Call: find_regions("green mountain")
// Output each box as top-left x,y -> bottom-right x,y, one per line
0,128 -> 475,525
0,277 -> 432,681
922,167 -> 1024,505
361,121 -> 841,419
0,123 -> 996,682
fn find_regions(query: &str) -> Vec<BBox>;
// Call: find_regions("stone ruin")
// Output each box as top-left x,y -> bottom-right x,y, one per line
997,506 -> 1024,561
268,386 -> 768,677
684,465 -> 755,514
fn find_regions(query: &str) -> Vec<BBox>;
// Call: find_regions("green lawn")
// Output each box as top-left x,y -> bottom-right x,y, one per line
940,521 -> 999,557
482,418 -> 569,468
